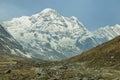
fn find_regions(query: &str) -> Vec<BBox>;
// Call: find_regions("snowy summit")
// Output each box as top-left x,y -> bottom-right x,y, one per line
2,8 -> 120,60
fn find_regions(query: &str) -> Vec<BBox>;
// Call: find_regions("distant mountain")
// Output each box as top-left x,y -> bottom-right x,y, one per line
76,24 -> 120,51
0,24 -> 30,58
66,36 -> 120,68
2,8 -> 120,60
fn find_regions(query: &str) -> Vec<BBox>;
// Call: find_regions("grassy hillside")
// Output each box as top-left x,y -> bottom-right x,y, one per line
65,36 -> 120,69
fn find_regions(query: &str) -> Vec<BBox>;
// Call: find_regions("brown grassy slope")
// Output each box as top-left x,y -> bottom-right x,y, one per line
65,36 -> 120,68
0,53 -> 25,61
0,53 -> 39,68
0,52 -> 33,62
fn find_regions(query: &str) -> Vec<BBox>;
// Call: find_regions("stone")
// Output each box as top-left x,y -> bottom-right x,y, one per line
35,68 -> 45,76
4,69 -> 11,74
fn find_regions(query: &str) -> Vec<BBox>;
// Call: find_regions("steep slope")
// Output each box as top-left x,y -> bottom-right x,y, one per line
2,8 -> 89,60
0,24 -> 30,58
66,36 -> 120,68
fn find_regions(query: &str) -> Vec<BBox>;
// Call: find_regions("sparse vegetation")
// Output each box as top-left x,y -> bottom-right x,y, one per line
0,36 -> 120,80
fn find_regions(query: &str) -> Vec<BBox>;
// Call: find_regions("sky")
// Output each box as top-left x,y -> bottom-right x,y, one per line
0,0 -> 120,31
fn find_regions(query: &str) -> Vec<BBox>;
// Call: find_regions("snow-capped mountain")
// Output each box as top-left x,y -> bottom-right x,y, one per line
2,8 -> 120,60
76,24 -> 120,51
2,8 -> 89,60
94,24 -> 120,40
0,24 -> 30,57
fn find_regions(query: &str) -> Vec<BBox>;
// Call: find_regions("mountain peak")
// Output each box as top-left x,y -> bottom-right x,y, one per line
70,16 -> 78,20
40,8 -> 58,14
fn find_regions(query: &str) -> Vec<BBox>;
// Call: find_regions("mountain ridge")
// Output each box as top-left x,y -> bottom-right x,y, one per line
2,8 -> 120,60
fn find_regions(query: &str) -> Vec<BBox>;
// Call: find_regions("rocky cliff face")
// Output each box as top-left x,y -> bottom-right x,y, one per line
0,24 -> 30,58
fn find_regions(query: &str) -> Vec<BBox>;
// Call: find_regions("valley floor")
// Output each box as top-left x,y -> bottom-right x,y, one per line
0,60 -> 120,80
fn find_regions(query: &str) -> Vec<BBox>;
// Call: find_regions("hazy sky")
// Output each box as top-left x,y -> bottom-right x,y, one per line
0,0 -> 120,31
